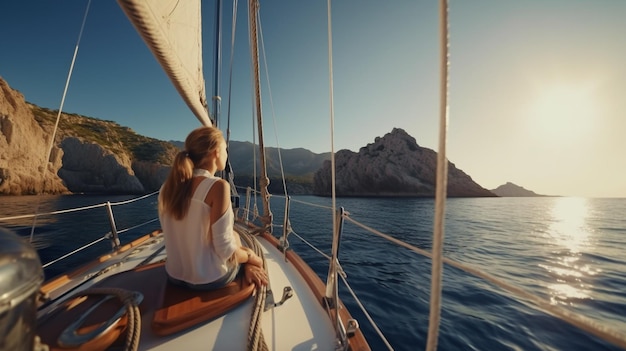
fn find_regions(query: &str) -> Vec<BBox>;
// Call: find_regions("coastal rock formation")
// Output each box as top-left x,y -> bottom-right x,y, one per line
58,137 -> 145,194
0,78 -> 67,194
313,128 -> 495,197
0,77 -> 174,195
132,160 -> 171,193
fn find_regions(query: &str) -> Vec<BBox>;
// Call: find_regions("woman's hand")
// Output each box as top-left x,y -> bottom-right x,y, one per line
244,264 -> 268,287
244,248 -> 263,268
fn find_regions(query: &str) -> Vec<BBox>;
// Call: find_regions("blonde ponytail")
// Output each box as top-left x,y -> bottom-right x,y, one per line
159,127 -> 224,220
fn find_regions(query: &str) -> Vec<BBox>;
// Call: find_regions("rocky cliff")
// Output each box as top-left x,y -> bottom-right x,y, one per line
313,128 -> 495,197
0,77 -> 177,195
0,78 -> 66,194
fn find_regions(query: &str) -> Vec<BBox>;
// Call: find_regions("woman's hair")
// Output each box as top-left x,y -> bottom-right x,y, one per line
159,126 -> 224,220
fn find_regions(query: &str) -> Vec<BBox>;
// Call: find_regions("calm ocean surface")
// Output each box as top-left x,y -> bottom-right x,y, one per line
1,194 -> 625,350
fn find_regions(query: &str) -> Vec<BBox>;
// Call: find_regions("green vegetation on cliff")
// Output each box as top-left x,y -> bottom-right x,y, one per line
30,104 -> 178,164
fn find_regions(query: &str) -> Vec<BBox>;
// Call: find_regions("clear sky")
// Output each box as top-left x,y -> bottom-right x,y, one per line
1,1 -> 624,198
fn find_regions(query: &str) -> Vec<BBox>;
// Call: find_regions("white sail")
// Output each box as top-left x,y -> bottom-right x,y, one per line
117,0 -> 212,126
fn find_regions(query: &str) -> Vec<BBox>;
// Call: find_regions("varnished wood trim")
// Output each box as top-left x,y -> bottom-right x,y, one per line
40,230 -> 162,295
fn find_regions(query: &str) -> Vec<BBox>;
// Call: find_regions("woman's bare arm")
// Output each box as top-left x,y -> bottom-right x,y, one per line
207,179 -> 263,267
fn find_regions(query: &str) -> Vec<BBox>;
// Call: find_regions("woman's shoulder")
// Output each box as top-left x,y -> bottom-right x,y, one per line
209,178 -> 230,192
205,178 -> 231,205
194,174 -> 228,190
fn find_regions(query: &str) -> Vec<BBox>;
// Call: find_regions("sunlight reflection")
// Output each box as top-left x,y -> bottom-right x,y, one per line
548,197 -> 592,253
543,197 -> 599,305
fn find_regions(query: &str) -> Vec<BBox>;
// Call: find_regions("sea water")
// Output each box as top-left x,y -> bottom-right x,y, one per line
1,195 -> 625,350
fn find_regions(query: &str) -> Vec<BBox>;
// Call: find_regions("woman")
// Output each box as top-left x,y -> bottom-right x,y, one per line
158,126 -> 268,289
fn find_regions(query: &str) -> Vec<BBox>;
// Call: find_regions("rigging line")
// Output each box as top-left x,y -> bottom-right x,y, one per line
108,191 -> 159,206
325,3 -> 347,346
0,202 -> 106,222
344,216 -> 433,258
290,230 -> 331,260
426,1 -> 450,350
290,197 -> 333,210
210,0 -> 228,183
212,0 -> 223,129
263,192 -> 333,211
225,0 -> 238,145
326,0 -> 337,255
42,235 -> 107,269
115,218 -> 159,235
343,215 -> 626,350
338,274 -> 394,351
246,0 -> 259,206
258,17 -> 288,197
29,0 -> 92,244
248,0 -> 272,229
44,0 -> 91,167
2,192 -> 155,222
225,0 -> 240,198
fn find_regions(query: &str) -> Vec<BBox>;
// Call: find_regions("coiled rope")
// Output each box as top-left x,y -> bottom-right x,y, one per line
62,287 -> 141,351
240,230 -> 269,351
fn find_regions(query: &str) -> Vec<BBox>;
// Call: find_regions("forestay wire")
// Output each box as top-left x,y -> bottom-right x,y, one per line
44,0 -> 92,170
28,0 -> 92,244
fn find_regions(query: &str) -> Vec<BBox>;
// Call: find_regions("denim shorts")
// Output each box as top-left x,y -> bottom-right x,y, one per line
167,263 -> 241,291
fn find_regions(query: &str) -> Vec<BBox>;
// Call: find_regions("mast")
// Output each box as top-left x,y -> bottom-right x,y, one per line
249,0 -> 272,229
212,0 -> 228,182
212,0 -> 222,127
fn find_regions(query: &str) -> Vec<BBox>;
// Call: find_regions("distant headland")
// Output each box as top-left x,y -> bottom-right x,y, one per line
490,182 -> 550,197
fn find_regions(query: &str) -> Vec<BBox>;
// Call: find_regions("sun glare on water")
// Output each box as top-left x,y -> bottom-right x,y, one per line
548,197 -> 592,253
541,197 -> 601,305
528,84 -> 598,142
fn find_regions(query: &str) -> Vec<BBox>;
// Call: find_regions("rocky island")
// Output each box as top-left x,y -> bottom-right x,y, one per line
490,182 -> 547,197
313,128 -> 495,197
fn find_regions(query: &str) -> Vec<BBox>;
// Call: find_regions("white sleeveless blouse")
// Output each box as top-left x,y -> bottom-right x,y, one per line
159,171 -> 238,284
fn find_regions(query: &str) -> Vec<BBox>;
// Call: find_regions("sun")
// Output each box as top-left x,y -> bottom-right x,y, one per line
527,84 -> 598,142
